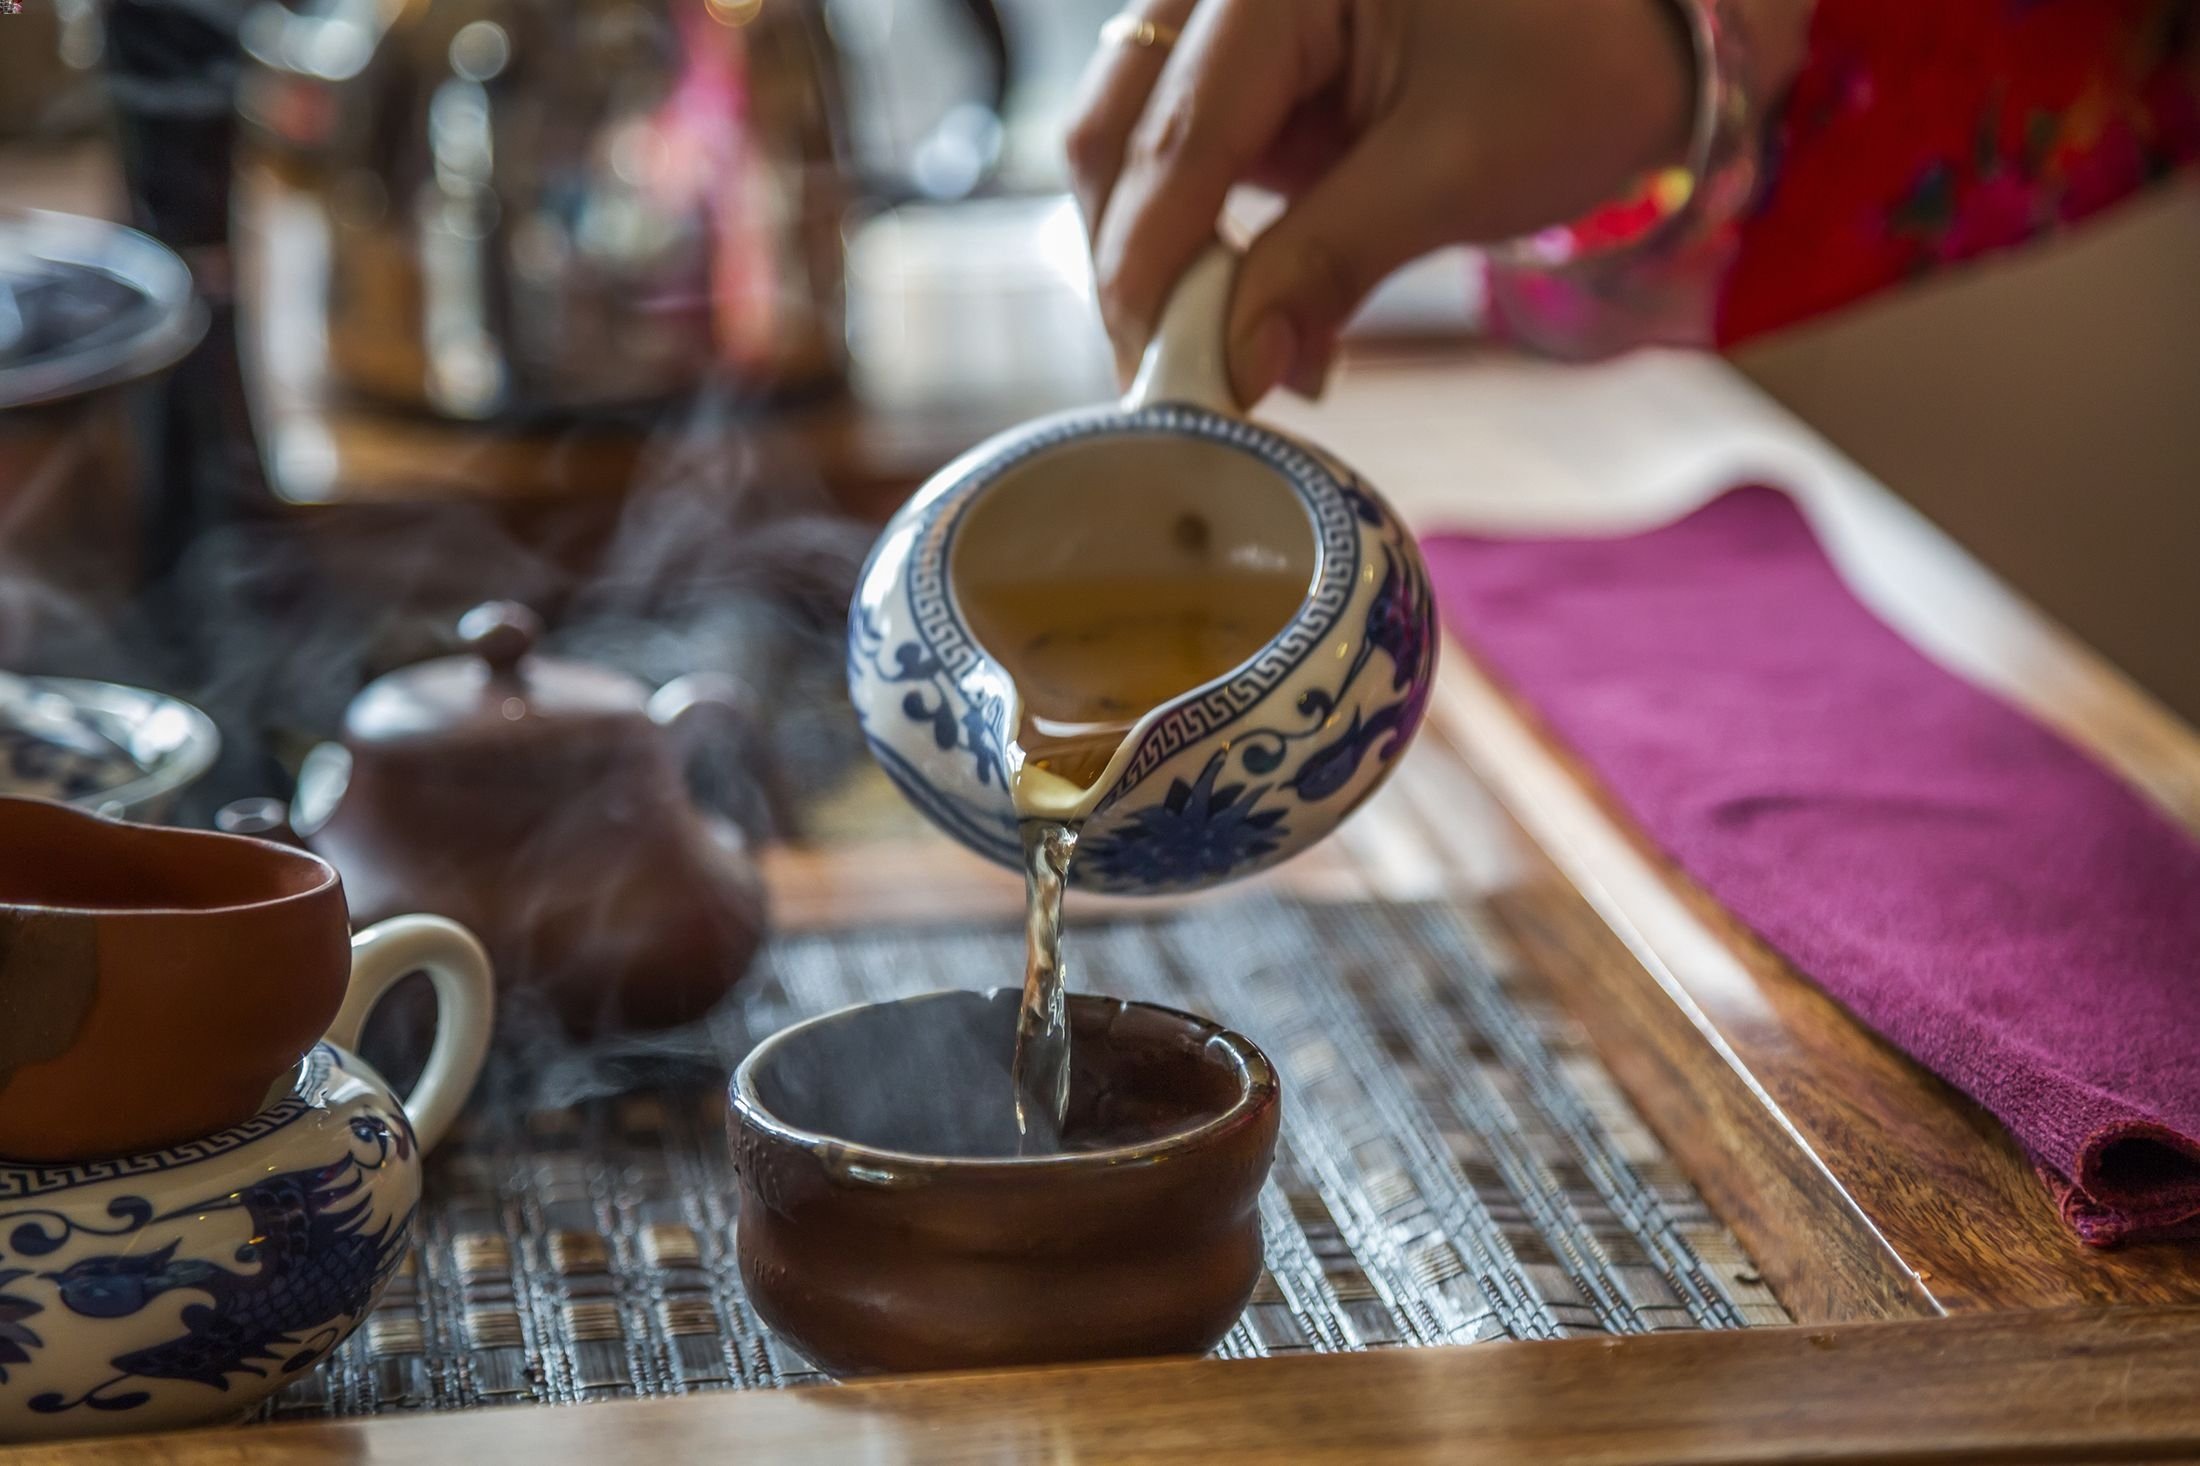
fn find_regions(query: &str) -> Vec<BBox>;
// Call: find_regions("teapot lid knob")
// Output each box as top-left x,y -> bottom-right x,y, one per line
214,796 -> 300,846
458,601 -> 541,678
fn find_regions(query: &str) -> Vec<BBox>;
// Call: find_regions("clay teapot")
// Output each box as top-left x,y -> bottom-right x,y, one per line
248,602 -> 766,1034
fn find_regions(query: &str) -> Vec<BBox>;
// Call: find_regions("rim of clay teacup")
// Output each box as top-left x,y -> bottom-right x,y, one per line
0,1045 -> 336,1186
730,989 -> 1278,1174
0,794 -> 341,918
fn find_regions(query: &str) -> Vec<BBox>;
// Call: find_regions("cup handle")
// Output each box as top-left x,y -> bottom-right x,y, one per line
1124,240 -> 1241,415
324,915 -> 494,1154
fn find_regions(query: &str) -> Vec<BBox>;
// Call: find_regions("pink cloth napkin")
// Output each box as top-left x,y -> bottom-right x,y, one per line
1425,486 -> 2200,1247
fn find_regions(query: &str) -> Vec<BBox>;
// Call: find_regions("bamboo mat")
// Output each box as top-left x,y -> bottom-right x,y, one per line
257,895 -> 1786,1419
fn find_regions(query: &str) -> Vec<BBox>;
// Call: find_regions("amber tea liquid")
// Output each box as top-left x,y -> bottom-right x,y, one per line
967,572 -> 1308,794
962,569 -> 1306,1146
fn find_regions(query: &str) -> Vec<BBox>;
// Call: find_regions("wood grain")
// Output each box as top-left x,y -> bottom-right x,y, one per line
259,385 -> 1008,517
1486,876 -> 1941,1325
20,1308 -> 2200,1464
1270,352 -> 2200,1315
1427,638 -> 2200,1315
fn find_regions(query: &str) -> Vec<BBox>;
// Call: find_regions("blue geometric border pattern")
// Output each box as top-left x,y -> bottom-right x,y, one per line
1095,419 -> 1362,813
903,407 -> 1126,722
911,402 -> 1362,813
0,1046 -> 335,1199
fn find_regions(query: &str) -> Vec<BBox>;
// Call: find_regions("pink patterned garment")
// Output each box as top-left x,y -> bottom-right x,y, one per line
1488,0 -> 2200,351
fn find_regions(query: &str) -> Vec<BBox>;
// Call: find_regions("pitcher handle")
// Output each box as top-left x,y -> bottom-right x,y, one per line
326,916 -> 494,1153
1124,240 -> 1241,415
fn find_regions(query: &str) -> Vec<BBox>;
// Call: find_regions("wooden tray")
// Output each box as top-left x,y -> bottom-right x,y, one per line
20,347 -> 2200,1462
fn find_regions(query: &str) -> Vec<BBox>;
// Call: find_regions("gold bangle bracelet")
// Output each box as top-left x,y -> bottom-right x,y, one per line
1099,14 -> 1182,52
1484,0 -> 1762,355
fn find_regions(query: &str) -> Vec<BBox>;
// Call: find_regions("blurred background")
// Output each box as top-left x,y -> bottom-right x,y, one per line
0,0 -> 1481,849
2,0 -> 2195,849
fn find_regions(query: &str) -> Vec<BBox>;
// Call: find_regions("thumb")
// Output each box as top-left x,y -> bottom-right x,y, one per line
1226,123 -> 1464,405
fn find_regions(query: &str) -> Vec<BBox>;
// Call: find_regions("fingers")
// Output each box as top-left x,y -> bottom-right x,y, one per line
1090,0 -> 1347,382
1225,118 -> 1466,403
1245,94 -> 1355,198
1063,0 -> 1201,242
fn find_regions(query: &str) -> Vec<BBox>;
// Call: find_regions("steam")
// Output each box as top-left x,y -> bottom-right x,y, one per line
6,380 -> 875,1118
749,988 -> 1028,1157
741,986 -> 1245,1160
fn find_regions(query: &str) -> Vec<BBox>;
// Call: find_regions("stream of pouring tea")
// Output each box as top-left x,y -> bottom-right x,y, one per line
1005,720 -> 1118,1149
976,573 -> 1310,1150
1010,817 -> 1077,1146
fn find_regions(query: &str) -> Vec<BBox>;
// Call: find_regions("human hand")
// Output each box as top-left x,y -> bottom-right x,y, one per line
1068,0 -> 1719,403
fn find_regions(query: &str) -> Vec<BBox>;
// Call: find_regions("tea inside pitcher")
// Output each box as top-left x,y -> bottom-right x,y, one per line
956,564 -> 1308,1146
962,571 -> 1312,807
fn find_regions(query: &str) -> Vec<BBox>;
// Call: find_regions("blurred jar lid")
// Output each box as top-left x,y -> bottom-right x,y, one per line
0,209 -> 207,410
845,196 -> 1115,413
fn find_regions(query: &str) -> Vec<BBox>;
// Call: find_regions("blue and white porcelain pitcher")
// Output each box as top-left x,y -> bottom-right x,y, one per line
848,245 -> 1437,894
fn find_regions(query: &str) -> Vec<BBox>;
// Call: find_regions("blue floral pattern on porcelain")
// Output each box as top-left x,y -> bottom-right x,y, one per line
847,399 -> 1437,895
0,1045 -> 420,1442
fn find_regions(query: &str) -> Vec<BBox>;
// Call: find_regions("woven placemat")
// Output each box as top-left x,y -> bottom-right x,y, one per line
256,895 -> 1786,1419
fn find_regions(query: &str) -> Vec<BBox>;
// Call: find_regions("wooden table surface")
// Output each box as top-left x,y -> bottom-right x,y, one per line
15,325 -> 2200,1457
19,1307 -> 2200,1465
1264,350 -> 2200,1320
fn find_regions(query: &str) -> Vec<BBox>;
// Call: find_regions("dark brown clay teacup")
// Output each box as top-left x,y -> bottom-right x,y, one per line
0,796 -> 493,1161
729,988 -> 1280,1377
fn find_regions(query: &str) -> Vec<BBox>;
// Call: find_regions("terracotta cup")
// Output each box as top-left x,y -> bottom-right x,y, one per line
0,795 -> 493,1161
729,989 -> 1280,1377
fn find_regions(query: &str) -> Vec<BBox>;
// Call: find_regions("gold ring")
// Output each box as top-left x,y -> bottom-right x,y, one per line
1100,14 -> 1181,51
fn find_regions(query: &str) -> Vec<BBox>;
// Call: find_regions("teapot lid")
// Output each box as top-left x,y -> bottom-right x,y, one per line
344,602 -> 648,746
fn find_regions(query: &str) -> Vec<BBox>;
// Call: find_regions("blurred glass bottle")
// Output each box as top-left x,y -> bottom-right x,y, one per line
101,0 -> 272,587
